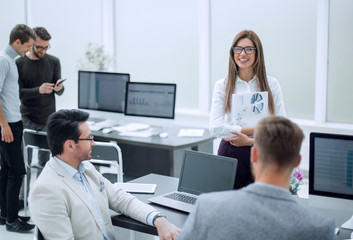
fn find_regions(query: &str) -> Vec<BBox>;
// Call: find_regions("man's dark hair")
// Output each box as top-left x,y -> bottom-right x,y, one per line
9,24 -> 36,44
47,109 -> 89,156
33,27 -> 51,41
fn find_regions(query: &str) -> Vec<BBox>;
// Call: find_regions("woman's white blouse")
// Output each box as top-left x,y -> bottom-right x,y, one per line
209,76 -> 286,138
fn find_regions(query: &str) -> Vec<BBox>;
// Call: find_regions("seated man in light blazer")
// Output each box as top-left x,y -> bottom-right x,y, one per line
177,116 -> 337,240
29,109 -> 180,240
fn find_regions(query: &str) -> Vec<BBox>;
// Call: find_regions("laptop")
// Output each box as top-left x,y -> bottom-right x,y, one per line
148,150 -> 237,213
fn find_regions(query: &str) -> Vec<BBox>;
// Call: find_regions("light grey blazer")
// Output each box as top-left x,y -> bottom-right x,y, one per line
177,183 -> 337,240
29,158 -> 156,240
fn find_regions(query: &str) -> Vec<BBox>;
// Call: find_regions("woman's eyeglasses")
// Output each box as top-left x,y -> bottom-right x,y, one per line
232,46 -> 256,54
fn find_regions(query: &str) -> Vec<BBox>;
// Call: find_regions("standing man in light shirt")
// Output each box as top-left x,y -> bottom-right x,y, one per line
29,109 -> 180,240
0,24 -> 36,233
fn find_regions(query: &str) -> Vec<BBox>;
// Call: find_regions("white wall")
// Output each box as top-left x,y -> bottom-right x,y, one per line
114,0 -> 199,109
0,1 -> 26,47
26,0 -> 104,110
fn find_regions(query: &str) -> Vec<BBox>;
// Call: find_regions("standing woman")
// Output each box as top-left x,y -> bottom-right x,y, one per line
209,30 -> 286,189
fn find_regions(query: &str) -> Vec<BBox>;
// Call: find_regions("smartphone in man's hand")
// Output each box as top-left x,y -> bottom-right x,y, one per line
56,78 -> 66,86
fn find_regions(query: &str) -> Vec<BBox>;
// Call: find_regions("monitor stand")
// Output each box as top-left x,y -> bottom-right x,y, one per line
341,215 -> 353,230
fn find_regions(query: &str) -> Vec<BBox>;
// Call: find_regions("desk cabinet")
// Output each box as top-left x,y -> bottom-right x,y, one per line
92,127 -> 214,178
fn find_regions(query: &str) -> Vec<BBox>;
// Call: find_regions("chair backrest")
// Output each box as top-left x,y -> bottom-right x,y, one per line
22,129 -> 51,168
90,141 -> 124,183
23,128 -> 50,151
33,226 -> 45,240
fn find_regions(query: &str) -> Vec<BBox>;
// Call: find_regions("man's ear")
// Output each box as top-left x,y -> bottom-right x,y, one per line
14,39 -> 21,46
294,155 -> 302,168
63,140 -> 75,153
250,146 -> 258,164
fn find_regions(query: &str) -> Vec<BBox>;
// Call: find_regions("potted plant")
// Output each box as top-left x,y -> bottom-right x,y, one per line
78,42 -> 113,71
290,167 -> 304,195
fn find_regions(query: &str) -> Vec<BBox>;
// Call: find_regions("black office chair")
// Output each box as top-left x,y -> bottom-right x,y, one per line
22,129 -> 51,215
90,142 -> 124,183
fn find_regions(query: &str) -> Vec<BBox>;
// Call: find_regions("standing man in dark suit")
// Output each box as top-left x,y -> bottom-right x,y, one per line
177,116 -> 336,240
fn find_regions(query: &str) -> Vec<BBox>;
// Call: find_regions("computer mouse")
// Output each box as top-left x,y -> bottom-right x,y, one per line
102,128 -> 113,134
159,132 -> 168,138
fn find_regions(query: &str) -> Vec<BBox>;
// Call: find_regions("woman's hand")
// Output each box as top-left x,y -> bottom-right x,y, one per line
223,131 -> 254,147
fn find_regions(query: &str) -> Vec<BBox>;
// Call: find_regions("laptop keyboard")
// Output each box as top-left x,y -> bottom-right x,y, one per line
165,192 -> 197,205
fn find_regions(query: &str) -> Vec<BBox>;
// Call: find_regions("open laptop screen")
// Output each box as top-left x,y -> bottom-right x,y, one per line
178,150 -> 237,195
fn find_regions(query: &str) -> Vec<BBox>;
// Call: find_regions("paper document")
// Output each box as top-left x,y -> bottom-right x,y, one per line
114,182 -> 157,193
178,129 -> 205,137
90,119 -> 119,131
341,215 -> 353,230
231,91 -> 269,127
118,130 -> 153,138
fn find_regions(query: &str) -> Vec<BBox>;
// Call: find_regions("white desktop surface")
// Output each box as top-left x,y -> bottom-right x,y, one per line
296,179 -> 353,237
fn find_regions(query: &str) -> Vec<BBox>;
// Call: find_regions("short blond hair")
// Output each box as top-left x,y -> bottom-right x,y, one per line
254,116 -> 304,168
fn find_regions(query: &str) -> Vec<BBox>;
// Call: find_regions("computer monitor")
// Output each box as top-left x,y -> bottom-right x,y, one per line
309,132 -> 353,230
78,70 -> 130,113
124,82 -> 176,119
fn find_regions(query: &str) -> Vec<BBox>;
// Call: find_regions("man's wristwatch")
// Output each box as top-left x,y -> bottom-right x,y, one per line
153,213 -> 166,226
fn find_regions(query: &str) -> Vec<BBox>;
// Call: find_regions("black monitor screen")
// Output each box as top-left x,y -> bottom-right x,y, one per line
309,132 -> 353,200
78,71 -> 130,113
178,150 -> 237,195
124,82 -> 176,119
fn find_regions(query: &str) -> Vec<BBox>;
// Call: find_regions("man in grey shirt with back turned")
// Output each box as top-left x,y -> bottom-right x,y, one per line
0,24 -> 36,233
177,116 -> 337,240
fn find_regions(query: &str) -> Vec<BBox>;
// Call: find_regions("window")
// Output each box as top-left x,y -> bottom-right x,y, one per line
326,0 -> 353,124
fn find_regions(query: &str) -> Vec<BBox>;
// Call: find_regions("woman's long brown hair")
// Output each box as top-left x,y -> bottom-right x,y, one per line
224,30 -> 275,115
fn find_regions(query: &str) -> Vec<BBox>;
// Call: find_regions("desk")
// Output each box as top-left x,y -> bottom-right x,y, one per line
92,126 -> 214,178
296,198 -> 353,239
111,174 -> 353,239
111,174 -> 187,236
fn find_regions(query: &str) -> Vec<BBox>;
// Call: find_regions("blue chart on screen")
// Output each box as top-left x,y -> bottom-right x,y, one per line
130,97 -> 149,106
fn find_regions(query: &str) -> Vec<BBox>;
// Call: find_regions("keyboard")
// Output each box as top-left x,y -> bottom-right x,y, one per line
89,120 -> 119,131
165,192 -> 197,205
